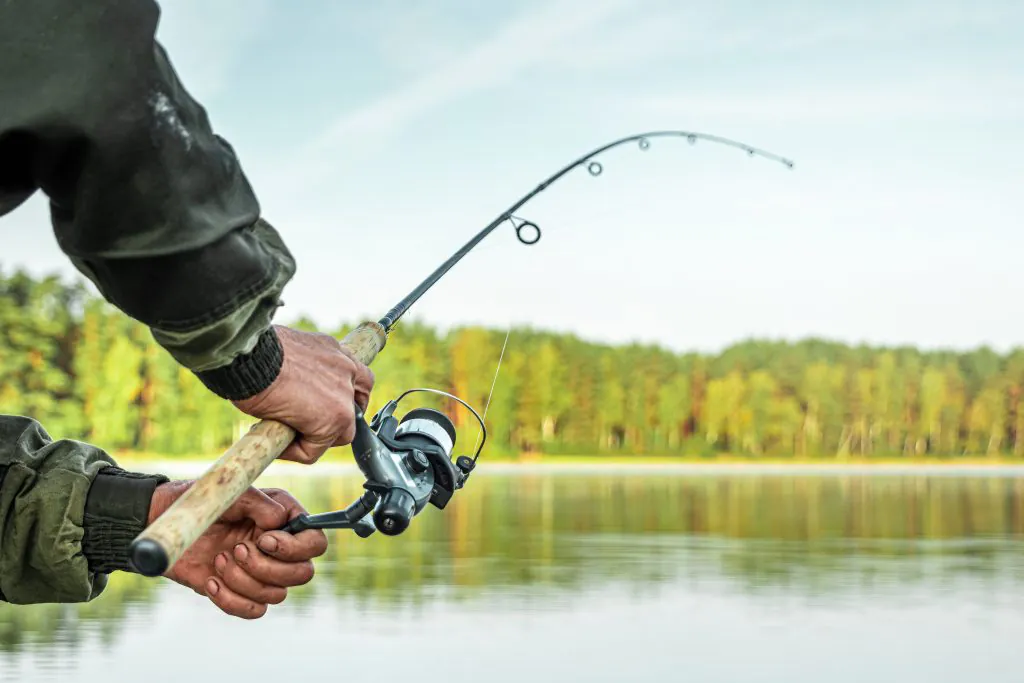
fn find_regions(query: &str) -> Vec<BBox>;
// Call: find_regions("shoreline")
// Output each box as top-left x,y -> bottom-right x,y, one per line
111,454 -> 1024,478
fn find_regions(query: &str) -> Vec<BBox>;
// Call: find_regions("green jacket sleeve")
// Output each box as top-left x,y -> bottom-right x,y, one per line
0,416 -> 167,605
0,1 -> 295,605
0,0 -> 294,400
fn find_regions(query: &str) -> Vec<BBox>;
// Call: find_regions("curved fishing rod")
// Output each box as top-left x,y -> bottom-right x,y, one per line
379,130 -> 795,330
129,129 -> 794,577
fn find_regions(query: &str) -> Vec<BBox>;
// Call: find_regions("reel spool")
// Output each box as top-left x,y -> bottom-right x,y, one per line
281,388 -> 484,538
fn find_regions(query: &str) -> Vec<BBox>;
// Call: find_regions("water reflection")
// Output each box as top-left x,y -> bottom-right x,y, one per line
3,472 -> 1023,657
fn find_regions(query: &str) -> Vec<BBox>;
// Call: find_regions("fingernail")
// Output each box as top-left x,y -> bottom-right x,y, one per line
207,579 -> 219,596
234,543 -> 249,561
258,535 -> 279,553
214,553 -> 227,572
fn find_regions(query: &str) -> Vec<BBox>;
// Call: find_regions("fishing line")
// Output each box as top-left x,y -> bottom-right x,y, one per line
473,328 -> 511,459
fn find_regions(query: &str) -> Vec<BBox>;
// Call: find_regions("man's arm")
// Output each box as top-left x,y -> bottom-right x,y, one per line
0,0 -> 372,607
0,416 -> 167,604
0,0 -> 289,602
0,0 -> 292,396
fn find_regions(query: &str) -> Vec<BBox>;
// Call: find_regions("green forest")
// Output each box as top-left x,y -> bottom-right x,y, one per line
2,267 -> 1023,460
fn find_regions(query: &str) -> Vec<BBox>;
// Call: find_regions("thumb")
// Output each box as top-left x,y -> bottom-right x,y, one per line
279,437 -> 332,464
220,487 -> 289,530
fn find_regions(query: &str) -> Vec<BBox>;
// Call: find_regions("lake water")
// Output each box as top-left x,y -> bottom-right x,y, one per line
3,469 -> 1024,682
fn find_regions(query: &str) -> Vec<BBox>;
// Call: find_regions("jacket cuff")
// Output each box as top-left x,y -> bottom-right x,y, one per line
83,467 -> 169,575
193,327 -> 283,400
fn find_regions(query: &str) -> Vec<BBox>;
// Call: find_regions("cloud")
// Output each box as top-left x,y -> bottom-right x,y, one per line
773,0 -> 1024,49
312,0 -> 633,146
153,0 -> 273,101
346,3 -> 479,78
541,0 -> 1024,72
634,84 -> 1024,123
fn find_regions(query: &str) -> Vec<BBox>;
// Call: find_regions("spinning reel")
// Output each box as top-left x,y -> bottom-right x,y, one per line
281,389 -> 485,538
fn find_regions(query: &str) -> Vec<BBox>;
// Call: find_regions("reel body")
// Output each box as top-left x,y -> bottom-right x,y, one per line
282,389 -> 483,538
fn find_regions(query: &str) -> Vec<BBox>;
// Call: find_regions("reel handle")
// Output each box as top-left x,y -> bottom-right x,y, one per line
281,490 -> 379,538
128,321 -> 388,578
373,488 -> 416,536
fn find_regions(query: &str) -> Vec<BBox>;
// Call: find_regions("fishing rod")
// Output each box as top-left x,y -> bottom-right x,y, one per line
381,130 -> 793,330
129,130 -> 794,576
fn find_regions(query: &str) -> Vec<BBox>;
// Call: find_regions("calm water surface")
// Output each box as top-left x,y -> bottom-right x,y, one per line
2,470 -> 1024,682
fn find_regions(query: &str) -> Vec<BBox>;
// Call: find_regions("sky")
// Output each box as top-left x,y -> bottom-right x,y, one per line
3,0 -> 1022,354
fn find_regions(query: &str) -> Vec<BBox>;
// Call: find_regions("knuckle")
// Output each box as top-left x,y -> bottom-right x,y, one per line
331,410 -> 354,436
233,549 -> 251,569
294,443 -> 319,464
336,353 -> 356,372
211,594 -> 234,615
294,561 -> 315,586
314,533 -> 329,556
226,563 -> 249,586
246,602 -> 268,619
335,429 -> 354,447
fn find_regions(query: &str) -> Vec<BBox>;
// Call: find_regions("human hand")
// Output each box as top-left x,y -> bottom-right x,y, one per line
148,480 -> 328,619
233,325 -> 375,464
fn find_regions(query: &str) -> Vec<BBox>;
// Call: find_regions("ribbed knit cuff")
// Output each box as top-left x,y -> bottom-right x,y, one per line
194,327 -> 284,400
82,468 -> 169,575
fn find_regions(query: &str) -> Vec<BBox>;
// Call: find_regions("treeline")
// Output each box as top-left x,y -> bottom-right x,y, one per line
2,267 -> 1024,459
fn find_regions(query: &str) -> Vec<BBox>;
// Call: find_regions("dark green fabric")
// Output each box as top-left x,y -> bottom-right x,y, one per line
0,417 -> 115,604
83,468 -> 169,575
0,0 -> 301,604
0,0 -> 296,377
192,326 -> 285,401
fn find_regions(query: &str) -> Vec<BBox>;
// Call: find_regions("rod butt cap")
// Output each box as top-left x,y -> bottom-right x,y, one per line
130,539 -> 169,577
